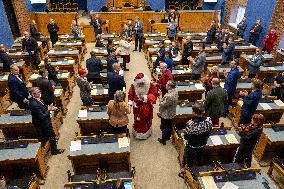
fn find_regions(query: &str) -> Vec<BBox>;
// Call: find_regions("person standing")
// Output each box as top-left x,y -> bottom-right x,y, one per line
47,19 -> 59,47
43,56 -> 60,86
30,20 -> 41,40
0,44 -> 13,72
119,35 -> 131,71
223,60 -> 240,115
203,66 -> 219,95
157,63 -> 173,97
165,51 -> 173,72
92,14 -> 102,37
182,35 -> 193,65
234,114 -> 264,167
271,71 -> 284,101
249,19 -> 263,46
206,20 -> 217,44
188,44 -> 206,80
128,73 -> 159,139
8,64 -> 30,109
248,48 -> 263,78
167,20 -> 177,41
107,49 -> 118,73
107,90 -> 131,134
29,87 -> 64,155
158,80 -> 178,145
221,38 -> 235,65
133,16 -> 143,52
263,29 -> 278,53
239,79 -> 263,125
76,68 -> 93,106
36,68 -> 55,106
22,31 -> 40,68
155,41 -> 166,68
204,78 -> 227,126
237,16 -> 247,38
86,51 -> 102,83
108,63 -> 126,100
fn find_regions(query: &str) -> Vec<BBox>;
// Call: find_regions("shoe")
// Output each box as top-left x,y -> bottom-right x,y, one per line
125,68 -> 129,71
51,149 -> 65,155
133,49 -> 137,52
178,171 -> 185,179
158,138 -> 166,145
139,49 -> 141,52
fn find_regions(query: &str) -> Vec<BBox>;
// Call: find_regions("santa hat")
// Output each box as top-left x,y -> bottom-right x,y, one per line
135,73 -> 144,80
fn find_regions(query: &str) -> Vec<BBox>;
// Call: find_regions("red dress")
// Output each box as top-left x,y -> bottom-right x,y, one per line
157,69 -> 173,97
128,83 -> 158,139
263,32 -> 278,51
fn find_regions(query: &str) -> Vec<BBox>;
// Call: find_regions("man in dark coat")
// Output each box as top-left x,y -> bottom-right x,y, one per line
155,41 -> 166,68
0,44 -> 13,72
182,35 -> 193,65
92,14 -> 103,36
221,38 -> 235,65
47,18 -> 59,47
8,64 -> 30,109
29,87 -> 64,155
22,31 -> 40,68
249,19 -> 263,46
239,79 -> 263,124
86,51 -> 102,83
206,20 -> 217,44
36,68 -> 55,106
133,16 -> 144,52
43,56 -> 60,86
30,20 -> 41,40
107,49 -> 118,73
107,63 -> 126,100
237,16 -> 247,38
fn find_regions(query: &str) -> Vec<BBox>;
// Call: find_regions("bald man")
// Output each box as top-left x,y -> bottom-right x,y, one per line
204,78 -> 228,125
22,31 -> 40,68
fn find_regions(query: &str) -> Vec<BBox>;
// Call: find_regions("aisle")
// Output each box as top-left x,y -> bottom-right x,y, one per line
41,44 -> 187,189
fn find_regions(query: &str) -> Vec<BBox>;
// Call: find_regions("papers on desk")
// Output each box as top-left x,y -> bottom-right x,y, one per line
49,50 -> 55,54
78,109 -> 87,118
200,176 -> 218,189
91,89 -> 97,95
275,100 -> 284,107
222,182 -> 239,189
225,134 -> 238,144
93,48 -> 99,53
66,43 -> 72,46
60,72 -> 69,78
220,82 -> 225,88
195,83 -> 204,90
61,51 -> 68,54
259,103 -> 272,110
210,135 -> 223,145
103,89 -> 108,94
30,73 -> 39,80
70,140 -> 81,152
176,70 -> 184,74
54,89 -> 62,96
118,137 -> 129,148
56,61 -> 63,64
268,67 -> 277,71
184,68 -> 192,73
16,52 -> 22,55
2,75 -> 9,80
119,70 -> 124,76
165,40 -> 171,43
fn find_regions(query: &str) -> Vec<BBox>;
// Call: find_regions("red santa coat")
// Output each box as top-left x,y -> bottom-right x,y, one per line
128,82 -> 158,139
157,69 -> 173,97
263,32 -> 278,51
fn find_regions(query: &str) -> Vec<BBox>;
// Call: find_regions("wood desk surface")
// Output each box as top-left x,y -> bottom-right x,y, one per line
220,81 -> 252,91
176,83 -> 205,92
54,41 -> 83,47
263,128 -> 284,142
176,105 -> 193,116
58,34 -> 85,41
47,48 -> 79,55
207,66 -> 244,74
77,109 -> 108,121
29,72 -> 70,81
100,33 -> 120,39
238,99 -> 284,112
144,32 -> 166,37
48,59 -> 76,66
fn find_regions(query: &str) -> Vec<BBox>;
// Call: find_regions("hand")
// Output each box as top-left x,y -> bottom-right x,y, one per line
158,90 -> 162,96
223,70 -> 228,76
55,66 -> 59,71
52,85 -> 55,89
222,43 -> 227,48
240,90 -> 248,96
48,103 -> 57,111
31,51 -> 34,54
23,98 -> 29,104
187,56 -> 193,61
157,52 -> 160,56
275,83 -> 281,88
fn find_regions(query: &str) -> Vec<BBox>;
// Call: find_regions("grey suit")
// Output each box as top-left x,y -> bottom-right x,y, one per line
248,54 -> 263,76
192,51 -> 206,75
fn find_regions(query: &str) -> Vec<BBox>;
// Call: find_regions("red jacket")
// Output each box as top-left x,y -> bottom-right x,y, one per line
157,69 -> 173,96
263,32 -> 278,51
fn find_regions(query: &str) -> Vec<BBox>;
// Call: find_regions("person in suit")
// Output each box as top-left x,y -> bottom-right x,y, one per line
249,19 -> 263,46
107,48 -> 118,73
22,31 -> 40,68
223,60 -> 240,115
29,87 -> 64,155
157,63 -> 173,97
47,18 -> 59,47
133,16 -> 143,52
0,44 -> 13,72
271,71 -> 284,101
204,78 -> 228,126
165,51 -> 173,72
76,68 -> 94,106
217,28 -> 225,50
188,44 -> 206,80
222,28 -> 231,45
182,35 -> 193,65
86,51 -> 102,84
158,80 -> 178,145
92,14 -> 103,36
107,40 -> 115,55
221,38 -> 235,65
95,34 -> 104,47
248,48 -> 264,78
167,20 -> 177,41
170,41 -> 179,57
239,79 -> 263,125
155,41 -> 166,68
43,56 -> 60,86
36,68 -> 55,106
30,20 -> 41,40
234,113 -> 264,167
8,64 -> 30,109
237,16 -> 247,38
108,63 -> 126,100
206,20 -> 217,44
71,20 -> 82,39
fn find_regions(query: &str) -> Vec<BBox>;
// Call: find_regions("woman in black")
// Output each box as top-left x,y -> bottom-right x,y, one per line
47,18 -> 59,47
234,113 -> 264,167
43,56 -> 60,86
30,20 -> 41,40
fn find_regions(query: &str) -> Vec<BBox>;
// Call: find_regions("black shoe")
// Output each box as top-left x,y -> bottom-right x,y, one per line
178,171 -> 185,179
51,149 -> 65,155
139,49 -> 141,52
158,138 -> 166,145
133,49 -> 137,52
125,68 -> 129,71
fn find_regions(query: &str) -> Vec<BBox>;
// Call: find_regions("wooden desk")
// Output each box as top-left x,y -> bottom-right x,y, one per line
239,54 -> 274,70
3,175 -> 40,189
68,136 -> 130,174
267,158 -> 284,188
151,23 -> 168,33
0,73 -> 9,94
77,108 -> 109,135
12,41 -> 44,59
100,57 -> 123,69
144,32 -> 167,39
7,51 -> 30,61
0,140 -> 47,179
100,33 -> 120,40
58,34 -> 85,44
172,128 -> 240,166
220,81 -> 253,93
144,39 -> 172,50
54,41 -> 84,54
175,82 -> 205,101
257,64 -> 284,82
47,48 -> 80,65
155,67 -> 192,82
54,87 -> 68,116
207,66 -> 244,79
174,104 -> 193,129
48,58 -> 77,75
93,47 -> 109,57
91,84 -> 109,103
177,32 -> 207,40
254,126 -> 284,163
275,49 -> 284,62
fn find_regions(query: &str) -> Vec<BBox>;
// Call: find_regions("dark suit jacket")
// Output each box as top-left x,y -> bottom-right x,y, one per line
86,57 -> 102,79
30,24 -> 40,40
36,76 -> 55,105
29,97 -> 51,127
108,71 -> 126,99
8,74 -> 29,103
107,55 -> 118,72
183,40 -> 193,57
92,18 -> 102,34
22,37 -> 39,53
45,63 -> 59,84
224,67 -> 240,95
241,89 -> 262,119
222,43 -> 235,63
206,25 -> 217,43
0,51 -> 13,71
47,23 -> 59,34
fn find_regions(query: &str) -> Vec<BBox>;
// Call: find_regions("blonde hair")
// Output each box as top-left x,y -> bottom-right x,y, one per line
114,90 -> 126,107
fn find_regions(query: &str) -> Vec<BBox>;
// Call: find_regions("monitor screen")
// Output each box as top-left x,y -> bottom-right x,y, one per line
204,0 -> 218,2
30,0 -> 46,4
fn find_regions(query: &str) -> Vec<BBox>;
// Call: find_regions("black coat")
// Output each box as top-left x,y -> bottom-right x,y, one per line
45,63 -> 59,84
86,57 -> 102,79
183,40 -> 193,58
47,23 -> 59,43
8,74 -> 29,104
36,76 -> 55,105
22,37 -> 39,53
0,51 -> 13,71
107,71 -> 126,99
29,97 -> 51,128
206,25 -> 217,44
30,24 -> 40,40
106,55 -> 118,72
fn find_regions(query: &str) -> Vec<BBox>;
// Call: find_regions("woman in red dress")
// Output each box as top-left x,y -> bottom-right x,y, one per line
263,29 -> 278,53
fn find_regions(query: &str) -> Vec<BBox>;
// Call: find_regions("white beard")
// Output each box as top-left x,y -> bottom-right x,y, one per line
133,76 -> 150,98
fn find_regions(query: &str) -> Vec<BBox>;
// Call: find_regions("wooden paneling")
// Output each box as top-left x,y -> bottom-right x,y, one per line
12,0 -> 30,35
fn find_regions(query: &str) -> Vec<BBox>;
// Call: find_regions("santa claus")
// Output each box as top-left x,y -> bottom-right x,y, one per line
128,73 -> 158,139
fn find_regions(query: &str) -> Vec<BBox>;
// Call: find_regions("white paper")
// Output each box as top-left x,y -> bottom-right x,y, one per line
119,70 -> 124,76
70,140 -> 81,152
220,82 -> 225,88
225,134 -> 238,144
103,89 -> 108,94
78,109 -> 87,118
145,40 -> 150,43
165,40 -> 171,43
2,75 -> 9,80
156,68 -> 161,73
30,73 -> 39,80
54,89 -> 61,96
56,61 -> 63,64
118,137 -> 129,148
68,60 -> 75,64
61,72 -> 69,78
209,135 -> 223,145
259,103 -> 272,110
222,182 -> 239,189
195,83 -> 204,90
93,48 -> 98,53
16,52 -> 22,55
176,70 -> 184,74
62,51 -> 68,54
91,89 -> 97,95
275,100 -> 284,107
49,50 -> 55,53
200,176 -> 218,189
66,43 -> 72,46
268,67 -> 277,71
